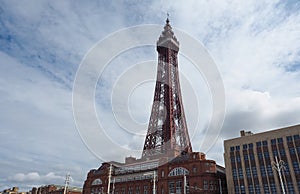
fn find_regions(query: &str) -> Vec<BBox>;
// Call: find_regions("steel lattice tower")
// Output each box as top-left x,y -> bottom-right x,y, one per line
142,18 -> 192,159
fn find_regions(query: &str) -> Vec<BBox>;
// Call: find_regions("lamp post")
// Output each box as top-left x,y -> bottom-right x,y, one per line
272,156 -> 286,194
63,173 -> 70,194
107,164 -> 113,194
143,171 -> 157,194
183,175 -> 186,194
219,178 -> 222,194
153,171 -> 156,194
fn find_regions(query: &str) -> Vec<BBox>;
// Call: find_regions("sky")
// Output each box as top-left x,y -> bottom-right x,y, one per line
1,0 -> 300,191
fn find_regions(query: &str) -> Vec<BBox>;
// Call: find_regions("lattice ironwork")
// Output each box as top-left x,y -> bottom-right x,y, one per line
142,18 -> 192,159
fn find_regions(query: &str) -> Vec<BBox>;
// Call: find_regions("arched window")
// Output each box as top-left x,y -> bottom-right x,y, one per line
168,167 -> 189,177
91,178 -> 102,185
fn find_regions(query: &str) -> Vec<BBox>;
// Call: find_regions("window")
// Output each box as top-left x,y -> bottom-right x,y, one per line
263,141 -> 268,146
249,185 -> 254,193
143,186 -> 148,194
294,134 -> 300,140
287,181 -> 295,193
256,141 -> 262,147
168,167 -> 189,177
277,138 -> 283,143
236,145 -> 240,150
289,147 -> 295,154
273,149 -> 278,157
284,164 -> 291,174
129,186 -> 133,194
287,136 -> 293,142
91,178 -> 102,185
210,181 -> 214,191
234,185 -> 239,194
168,182 -> 174,193
238,168 -> 243,178
176,181 -> 182,193
270,183 -> 276,193
240,185 -> 245,193
231,156 -> 235,163
252,166 -> 258,177
249,153 -> 255,160
136,186 -> 140,194
193,167 -> 197,173
293,161 -> 300,174
260,166 -> 267,177
280,149 -> 286,156
161,170 -> 164,177
236,155 -> 241,162
263,151 -> 270,158
263,184 -> 270,193
249,143 -> 253,149
232,169 -> 238,180
267,165 -> 273,176
230,146 -> 235,151
246,167 -> 251,178
204,180 -> 208,190
243,144 -> 248,150
255,184 -> 261,194
271,139 -> 276,145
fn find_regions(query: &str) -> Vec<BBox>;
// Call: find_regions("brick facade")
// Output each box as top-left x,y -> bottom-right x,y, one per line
83,152 -> 227,194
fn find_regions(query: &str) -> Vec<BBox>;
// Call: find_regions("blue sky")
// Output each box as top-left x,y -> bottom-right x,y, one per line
1,0 -> 300,191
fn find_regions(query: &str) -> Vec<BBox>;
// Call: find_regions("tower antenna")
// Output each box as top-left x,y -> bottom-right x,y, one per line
166,12 -> 170,23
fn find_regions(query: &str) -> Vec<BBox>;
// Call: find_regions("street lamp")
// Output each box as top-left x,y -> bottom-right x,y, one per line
272,156 -> 286,194
63,173 -> 71,194
143,171 -> 157,194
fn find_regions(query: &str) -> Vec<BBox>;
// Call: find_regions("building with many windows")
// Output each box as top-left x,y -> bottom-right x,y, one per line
224,124 -> 300,193
83,153 -> 226,194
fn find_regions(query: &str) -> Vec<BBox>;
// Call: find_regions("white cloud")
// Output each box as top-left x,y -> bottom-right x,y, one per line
152,0 -> 300,164
8,172 -> 64,184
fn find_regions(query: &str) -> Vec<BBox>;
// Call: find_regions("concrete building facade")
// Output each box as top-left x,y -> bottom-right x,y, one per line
224,124 -> 300,193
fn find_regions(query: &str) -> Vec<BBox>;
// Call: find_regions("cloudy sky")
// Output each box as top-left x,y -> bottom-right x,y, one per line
1,0 -> 300,191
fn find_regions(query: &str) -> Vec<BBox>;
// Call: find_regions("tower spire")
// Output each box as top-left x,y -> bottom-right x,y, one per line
142,19 -> 192,160
166,13 -> 170,24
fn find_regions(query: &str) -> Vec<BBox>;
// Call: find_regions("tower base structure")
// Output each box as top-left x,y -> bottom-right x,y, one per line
83,152 -> 227,194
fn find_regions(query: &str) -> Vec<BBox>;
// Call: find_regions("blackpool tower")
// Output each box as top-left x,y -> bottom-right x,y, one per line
142,18 -> 192,160
83,18 -> 227,194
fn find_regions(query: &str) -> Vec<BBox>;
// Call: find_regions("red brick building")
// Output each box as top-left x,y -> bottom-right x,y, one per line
83,18 -> 227,194
83,153 -> 226,194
